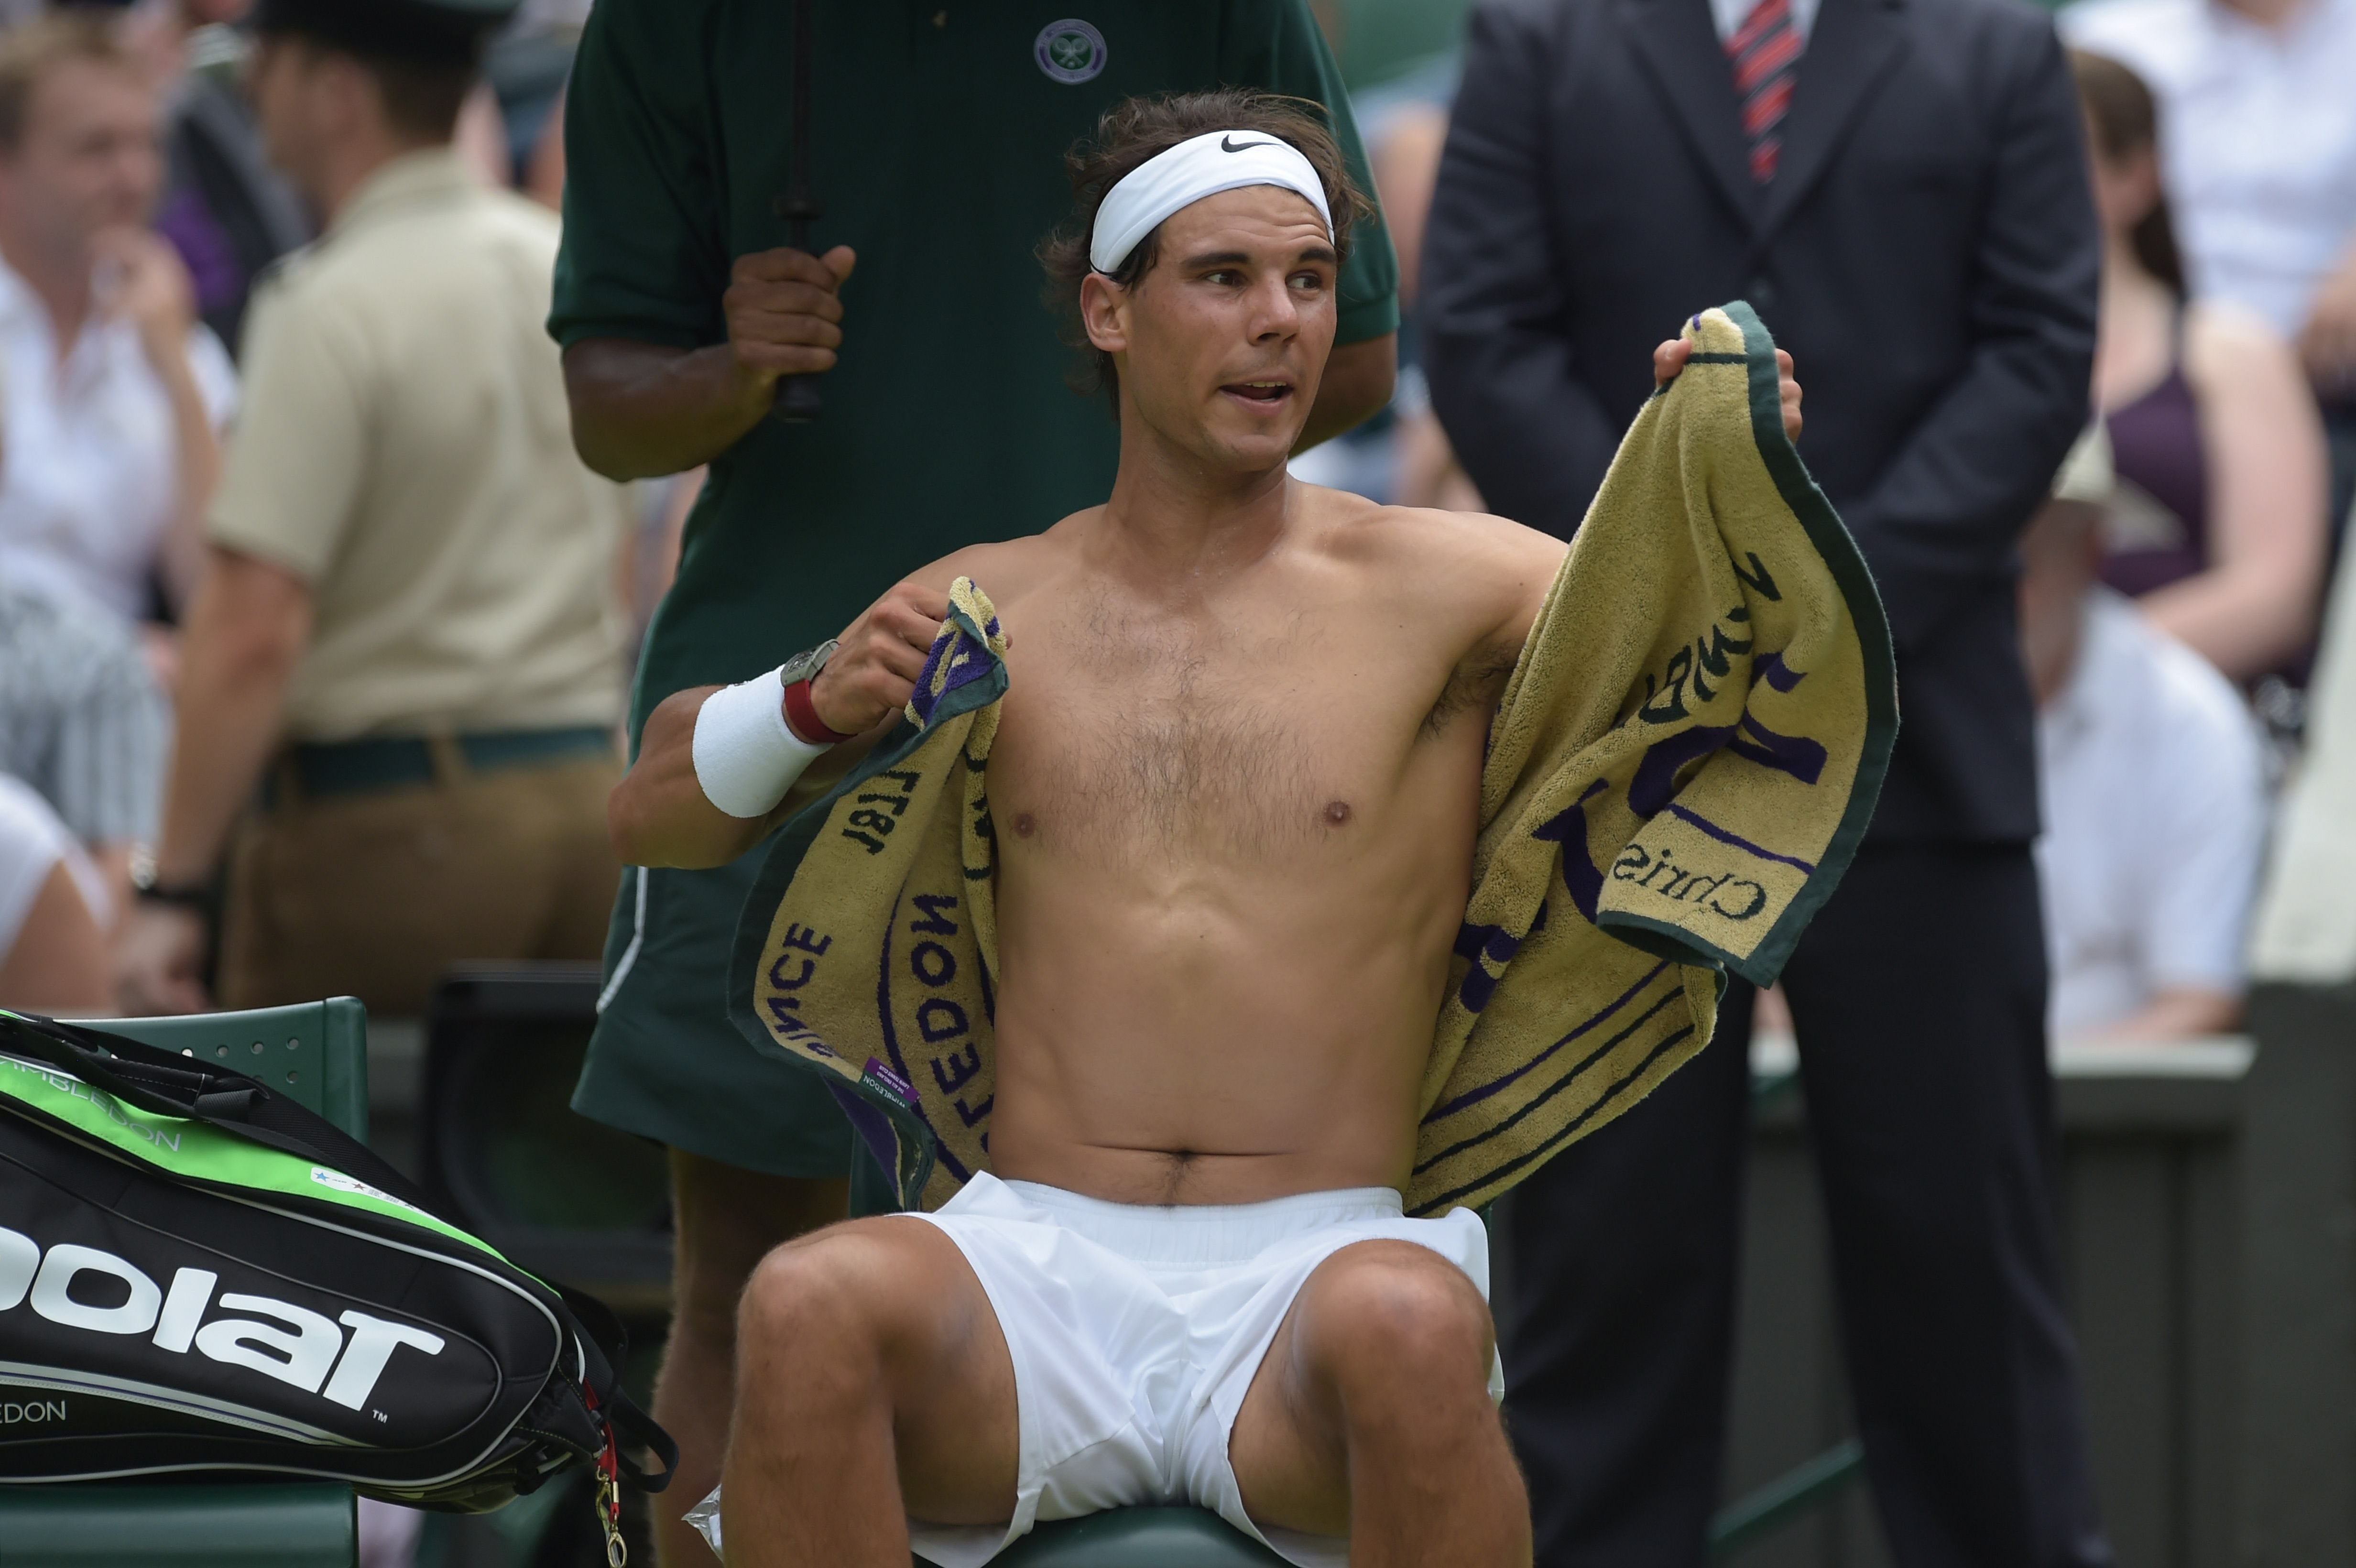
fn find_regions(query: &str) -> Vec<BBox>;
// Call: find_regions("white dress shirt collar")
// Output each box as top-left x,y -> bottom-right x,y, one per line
1710,0 -> 1821,48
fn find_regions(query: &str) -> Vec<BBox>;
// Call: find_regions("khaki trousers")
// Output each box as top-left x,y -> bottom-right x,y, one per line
218,750 -> 623,1018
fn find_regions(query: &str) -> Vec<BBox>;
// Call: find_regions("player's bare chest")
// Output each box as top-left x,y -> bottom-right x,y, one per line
985,600 -> 1454,859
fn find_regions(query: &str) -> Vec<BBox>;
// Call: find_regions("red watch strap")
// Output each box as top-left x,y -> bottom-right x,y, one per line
782,676 -> 857,745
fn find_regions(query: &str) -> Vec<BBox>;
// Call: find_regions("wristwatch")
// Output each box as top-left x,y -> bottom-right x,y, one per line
128,847 -> 212,915
778,638 -> 859,745
778,638 -> 839,689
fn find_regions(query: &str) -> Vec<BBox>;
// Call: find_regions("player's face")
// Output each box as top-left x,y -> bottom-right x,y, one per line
1089,185 -> 1338,472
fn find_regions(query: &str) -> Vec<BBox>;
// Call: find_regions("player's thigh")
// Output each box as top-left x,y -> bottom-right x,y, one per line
1229,1240 -> 1497,1535
740,1215 -> 1018,1524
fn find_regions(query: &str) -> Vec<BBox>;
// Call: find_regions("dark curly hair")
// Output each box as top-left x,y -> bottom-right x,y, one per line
2070,49 -> 2188,296
1038,88 -> 1375,406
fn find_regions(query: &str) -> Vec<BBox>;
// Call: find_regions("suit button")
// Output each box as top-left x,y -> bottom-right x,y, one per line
1747,276 -> 1778,311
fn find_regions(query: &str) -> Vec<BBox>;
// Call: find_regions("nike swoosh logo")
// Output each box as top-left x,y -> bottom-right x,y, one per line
1221,135 -> 1276,153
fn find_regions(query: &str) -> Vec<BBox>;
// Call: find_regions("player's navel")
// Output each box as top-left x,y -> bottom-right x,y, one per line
1324,800 -> 1353,827
1013,811 -> 1037,838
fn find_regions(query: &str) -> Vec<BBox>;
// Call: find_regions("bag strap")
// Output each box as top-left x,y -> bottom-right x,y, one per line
606,1386 -> 679,1493
545,1279 -> 674,1493
0,1009 -> 439,1217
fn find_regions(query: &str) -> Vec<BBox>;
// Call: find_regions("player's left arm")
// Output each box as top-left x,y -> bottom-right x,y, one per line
1464,336 -> 1805,664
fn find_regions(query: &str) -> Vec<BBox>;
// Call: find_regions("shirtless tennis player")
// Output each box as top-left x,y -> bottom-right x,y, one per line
611,91 -> 1801,1568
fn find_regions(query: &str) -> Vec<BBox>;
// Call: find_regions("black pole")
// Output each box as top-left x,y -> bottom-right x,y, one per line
771,0 -> 823,422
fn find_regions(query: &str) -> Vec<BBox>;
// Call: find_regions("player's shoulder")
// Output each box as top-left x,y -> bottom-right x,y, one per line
907,521 -> 1088,605
1306,484 -> 1564,581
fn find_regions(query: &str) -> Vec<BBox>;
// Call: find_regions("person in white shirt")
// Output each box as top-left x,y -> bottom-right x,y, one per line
2022,426 -> 2269,1037
2061,0 -> 2356,525
0,12 -> 235,639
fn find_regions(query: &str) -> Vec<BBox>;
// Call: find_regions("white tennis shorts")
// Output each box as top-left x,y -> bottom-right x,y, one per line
898,1171 -> 1500,1568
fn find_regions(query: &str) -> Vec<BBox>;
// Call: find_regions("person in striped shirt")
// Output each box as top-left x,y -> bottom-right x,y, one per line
0,579 -> 168,933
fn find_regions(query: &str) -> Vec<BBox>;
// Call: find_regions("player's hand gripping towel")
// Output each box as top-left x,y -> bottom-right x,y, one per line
731,304 -> 1897,1216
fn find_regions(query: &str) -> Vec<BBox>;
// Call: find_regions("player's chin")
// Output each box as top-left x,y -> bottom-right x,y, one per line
1206,425 -> 1300,471
1211,386 -> 1304,454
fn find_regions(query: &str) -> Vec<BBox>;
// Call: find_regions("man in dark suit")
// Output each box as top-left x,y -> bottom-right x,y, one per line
1422,0 -> 2108,1563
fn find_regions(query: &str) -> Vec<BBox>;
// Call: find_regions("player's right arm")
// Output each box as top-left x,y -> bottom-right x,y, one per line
609,548 -> 1005,868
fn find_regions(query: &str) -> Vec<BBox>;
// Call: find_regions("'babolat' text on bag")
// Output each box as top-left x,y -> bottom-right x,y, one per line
0,1009 -> 673,1549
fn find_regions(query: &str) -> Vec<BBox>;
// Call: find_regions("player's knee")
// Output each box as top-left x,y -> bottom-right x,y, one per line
1309,1246 -> 1494,1405
736,1230 -> 891,1371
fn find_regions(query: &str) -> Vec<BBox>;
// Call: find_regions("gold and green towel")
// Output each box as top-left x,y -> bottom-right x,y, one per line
728,303 -> 1897,1216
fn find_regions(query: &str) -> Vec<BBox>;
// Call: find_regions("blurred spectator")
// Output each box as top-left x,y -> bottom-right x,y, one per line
0,11 -> 234,638
1424,0 -> 2107,1560
449,77 -> 507,187
518,75 -> 560,207
113,0 -> 629,1018
0,577 -> 167,922
483,0 -> 580,186
2062,0 -> 2356,538
0,773 -> 110,1013
123,0 -> 313,356
1371,101 -> 1485,512
2072,49 -> 2329,683
2025,425 -> 2266,1037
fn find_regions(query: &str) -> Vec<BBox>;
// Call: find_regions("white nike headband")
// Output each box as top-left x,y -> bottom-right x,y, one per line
1089,129 -> 1334,275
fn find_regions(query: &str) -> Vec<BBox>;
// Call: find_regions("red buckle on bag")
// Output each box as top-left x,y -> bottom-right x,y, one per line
583,1382 -> 626,1566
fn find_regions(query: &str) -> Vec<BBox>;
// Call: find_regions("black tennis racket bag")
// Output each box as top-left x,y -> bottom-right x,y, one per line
0,1010 -> 674,1547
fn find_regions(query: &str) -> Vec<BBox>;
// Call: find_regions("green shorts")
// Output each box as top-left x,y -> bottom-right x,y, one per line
573,853 -> 855,1178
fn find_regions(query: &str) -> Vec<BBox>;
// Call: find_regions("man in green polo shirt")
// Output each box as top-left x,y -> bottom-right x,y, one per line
549,6 -> 1397,1556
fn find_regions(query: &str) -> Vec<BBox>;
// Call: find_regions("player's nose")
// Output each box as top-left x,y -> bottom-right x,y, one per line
1245,275 -> 1302,338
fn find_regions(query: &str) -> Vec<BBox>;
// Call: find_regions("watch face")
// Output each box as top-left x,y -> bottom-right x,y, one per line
780,639 -> 838,687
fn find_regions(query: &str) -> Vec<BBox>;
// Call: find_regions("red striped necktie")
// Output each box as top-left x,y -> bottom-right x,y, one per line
1726,0 -> 1802,182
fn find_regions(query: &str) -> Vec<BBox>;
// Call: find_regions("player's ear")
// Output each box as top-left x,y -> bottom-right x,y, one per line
1080,272 -> 1130,355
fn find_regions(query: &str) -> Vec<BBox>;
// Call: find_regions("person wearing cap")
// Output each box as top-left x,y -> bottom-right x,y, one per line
114,0 -> 633,1018
548,8 -> 1400,1558
2020,425 -> 2268,1039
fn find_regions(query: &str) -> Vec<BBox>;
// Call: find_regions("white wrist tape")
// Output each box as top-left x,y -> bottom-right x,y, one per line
691,666 -> 832,818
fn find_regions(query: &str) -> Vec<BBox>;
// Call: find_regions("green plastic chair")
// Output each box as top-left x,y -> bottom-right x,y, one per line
1000,1506 -> 1287,1565
0,1000 -> 367,1568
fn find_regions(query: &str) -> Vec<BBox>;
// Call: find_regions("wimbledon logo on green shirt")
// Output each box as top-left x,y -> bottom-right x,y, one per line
1035,18 -> 1107,84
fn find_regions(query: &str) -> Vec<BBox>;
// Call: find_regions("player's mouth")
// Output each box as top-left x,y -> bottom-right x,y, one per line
1220,378 -> 1295,410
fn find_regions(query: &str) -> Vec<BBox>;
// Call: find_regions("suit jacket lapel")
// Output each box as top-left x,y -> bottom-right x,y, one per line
1762,0 -> 1910,233
1624,0 -> 1765,234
